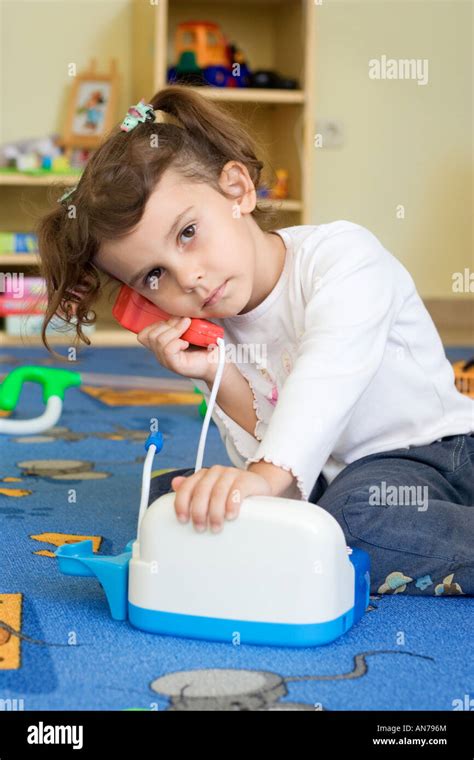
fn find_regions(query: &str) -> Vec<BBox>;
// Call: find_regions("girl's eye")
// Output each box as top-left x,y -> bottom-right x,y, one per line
144,267 -> 163,287
179,223 -> 196,244
143,224 -> 196,287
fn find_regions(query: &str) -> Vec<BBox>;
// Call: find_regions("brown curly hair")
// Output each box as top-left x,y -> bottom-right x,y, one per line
36,85 -> 277,362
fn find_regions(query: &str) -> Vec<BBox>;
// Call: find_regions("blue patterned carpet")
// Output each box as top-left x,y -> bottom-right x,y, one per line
0,344 -> 472,711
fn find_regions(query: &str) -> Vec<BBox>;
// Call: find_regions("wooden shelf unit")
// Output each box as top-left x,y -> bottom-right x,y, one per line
132,0 -> 316,224
0,173 -> 80,187
0,0 -> 316,347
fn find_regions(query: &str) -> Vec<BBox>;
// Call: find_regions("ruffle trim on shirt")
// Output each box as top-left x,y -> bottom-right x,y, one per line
244,454 -> 309,502
239,367 -> 266,442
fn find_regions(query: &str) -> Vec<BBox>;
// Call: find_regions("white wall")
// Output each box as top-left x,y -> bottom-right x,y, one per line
0,0 -> 472,298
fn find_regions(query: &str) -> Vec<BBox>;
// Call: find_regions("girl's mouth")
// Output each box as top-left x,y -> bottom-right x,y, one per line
203,280 -> 227,308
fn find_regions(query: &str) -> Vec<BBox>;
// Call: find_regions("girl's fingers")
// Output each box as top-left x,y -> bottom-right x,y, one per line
207,471 -> 241,531
137,319 -> 171,346
137,316 -> 190,347
173,468 -> 208,525
151,317 -> 190,346
172,468 -> 244,533
163,338 -> 189,356
187,468 -> 226,531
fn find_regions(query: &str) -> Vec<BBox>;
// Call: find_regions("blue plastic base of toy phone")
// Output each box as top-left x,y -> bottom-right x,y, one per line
128,548 -> 371,647
55,538 -> 370,646
129,603 -> 354,647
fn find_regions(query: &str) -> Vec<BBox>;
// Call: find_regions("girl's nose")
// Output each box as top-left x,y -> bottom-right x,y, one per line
176,268 -> 205,294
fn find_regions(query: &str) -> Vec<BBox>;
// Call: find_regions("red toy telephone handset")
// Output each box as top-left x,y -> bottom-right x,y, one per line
112,284 -> 224,348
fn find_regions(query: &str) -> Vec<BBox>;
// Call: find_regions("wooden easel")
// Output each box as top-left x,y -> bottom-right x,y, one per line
59,58 -> 120,162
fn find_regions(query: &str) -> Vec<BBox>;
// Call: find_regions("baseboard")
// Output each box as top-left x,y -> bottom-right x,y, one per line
424,299 -> 474,346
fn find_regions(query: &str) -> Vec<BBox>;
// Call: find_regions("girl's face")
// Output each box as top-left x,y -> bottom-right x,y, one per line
94,162 -> 261,318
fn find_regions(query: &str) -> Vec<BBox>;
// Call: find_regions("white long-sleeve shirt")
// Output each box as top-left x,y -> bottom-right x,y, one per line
192,220 -> 474,501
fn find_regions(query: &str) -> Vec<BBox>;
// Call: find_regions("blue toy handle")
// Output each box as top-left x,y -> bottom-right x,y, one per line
55,540 -> 132,621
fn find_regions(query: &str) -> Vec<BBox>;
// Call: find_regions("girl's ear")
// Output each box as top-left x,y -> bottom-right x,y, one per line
219,160 -> 256,214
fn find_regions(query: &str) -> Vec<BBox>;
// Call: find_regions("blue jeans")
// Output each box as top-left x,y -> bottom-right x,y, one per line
148,434 -> 474,596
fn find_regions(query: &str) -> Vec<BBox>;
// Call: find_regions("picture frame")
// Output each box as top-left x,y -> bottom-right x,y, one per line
61,58 -> 120,151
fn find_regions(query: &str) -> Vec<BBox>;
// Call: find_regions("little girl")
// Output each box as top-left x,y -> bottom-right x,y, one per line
37,85 -> 473,596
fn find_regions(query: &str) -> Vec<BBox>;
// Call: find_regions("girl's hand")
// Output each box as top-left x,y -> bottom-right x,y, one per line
137,316 -> 219,382
171,465 -> 272,533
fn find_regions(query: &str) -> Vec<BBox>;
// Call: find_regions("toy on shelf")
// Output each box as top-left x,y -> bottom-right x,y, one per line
51,154 -> 75,174
0,133 -> 72,175
0,232 -> 38,254
0,132 -> 87,177
68,148 -> 93,170
249,70 -> 298,89
167,21 -> 299,90
256,185 -> 271,199
11,58 -> 119,175
256,169 -> 290,202
0,283 -> 46,316
168,21 -> 251,88
54,330 -> 371,647
270,168 -> 289,200
177,21 -> 228,68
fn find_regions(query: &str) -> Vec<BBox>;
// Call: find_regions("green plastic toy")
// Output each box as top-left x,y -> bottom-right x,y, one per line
0,366 -> 208,434
0,366 -> 81,434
